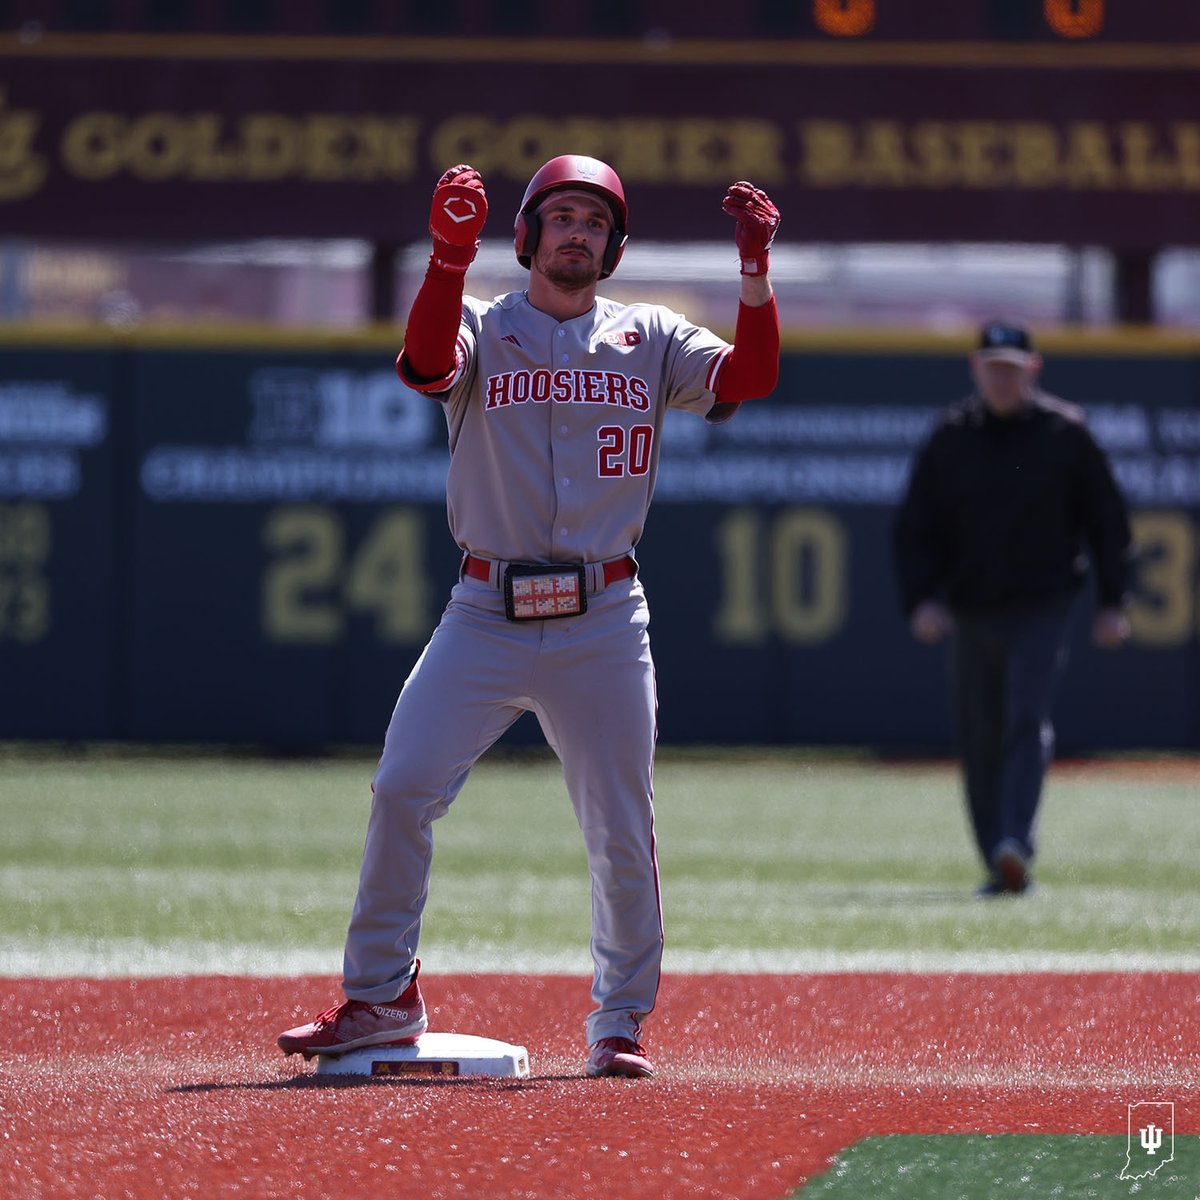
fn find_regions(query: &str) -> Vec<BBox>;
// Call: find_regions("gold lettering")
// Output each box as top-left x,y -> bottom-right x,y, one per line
725,120 -> 785,184
1119,122 -> 1177,189
63,108 -> 417,184
799,119 -> 856,187
0,502 -> 51,644
503,116 -> 566,177
358,117 -> 420,180
127,113 -> 190,181
910,122 -> 956,187
1128,512 -> 1194,646
1171,123 -> 1200,188
795,116 -> 1200,195
858,121 -> 910,186
242,115 -> 298,181
674,119 -> 734,184
189,113 -> 240,181
559,117 -> 615,164
428,114 -> 780,187
283,115 -> 419,183
305,116 -> 350,181
610,120 -> 672,183
1009,122 -> 1060,187
0,502 -> 50,562
46,107 -> 1200,198
429,115 -> 498,173
956,122 -> 1005,187
0,88 -> 47,201
1062,121 -> 1118,188
61,112 -> 124,181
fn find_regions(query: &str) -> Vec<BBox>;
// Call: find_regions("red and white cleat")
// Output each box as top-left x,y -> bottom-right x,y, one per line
585,1036 -> 654,1078
277,963 -> 427,1060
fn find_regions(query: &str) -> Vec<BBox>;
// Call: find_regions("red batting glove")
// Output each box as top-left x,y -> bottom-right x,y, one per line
428,164 -> 488,274
722,181 -> 780,276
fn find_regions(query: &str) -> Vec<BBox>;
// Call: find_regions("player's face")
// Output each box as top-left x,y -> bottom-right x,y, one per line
532,190 -> 612,291
970,353 -> 1041,418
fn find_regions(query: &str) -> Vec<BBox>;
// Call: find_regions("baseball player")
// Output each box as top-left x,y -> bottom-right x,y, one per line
278,154 -> 781,1077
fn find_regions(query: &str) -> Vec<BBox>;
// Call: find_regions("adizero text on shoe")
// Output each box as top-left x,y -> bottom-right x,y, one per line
277,980 -> 427,1060
586,1037 -> 654,1078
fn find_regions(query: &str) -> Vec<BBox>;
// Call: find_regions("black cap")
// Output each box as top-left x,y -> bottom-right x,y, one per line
977,320 -> 1036,363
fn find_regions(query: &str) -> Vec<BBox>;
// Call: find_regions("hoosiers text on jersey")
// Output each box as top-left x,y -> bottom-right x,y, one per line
485,368 -> 651,411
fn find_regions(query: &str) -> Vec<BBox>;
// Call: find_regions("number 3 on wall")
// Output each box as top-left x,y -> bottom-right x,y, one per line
1128,512 -> 1199,646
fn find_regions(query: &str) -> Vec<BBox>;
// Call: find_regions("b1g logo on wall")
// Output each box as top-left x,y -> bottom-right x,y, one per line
247,368 -> 435,451
141,366 -> 449,505
1119,1101 -> 1174,1181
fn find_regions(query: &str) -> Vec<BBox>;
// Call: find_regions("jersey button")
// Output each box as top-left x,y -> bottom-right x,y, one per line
559,527 -> 568,536
559,425 -> 568,435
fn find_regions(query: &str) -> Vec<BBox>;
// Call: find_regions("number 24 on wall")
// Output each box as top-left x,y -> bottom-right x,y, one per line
261,506 -> 430,644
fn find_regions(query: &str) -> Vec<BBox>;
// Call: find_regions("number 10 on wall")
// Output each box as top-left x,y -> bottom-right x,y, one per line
713,507 -> 848,644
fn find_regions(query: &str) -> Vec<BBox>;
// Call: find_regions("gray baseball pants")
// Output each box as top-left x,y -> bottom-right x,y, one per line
341,570 -> 662,1047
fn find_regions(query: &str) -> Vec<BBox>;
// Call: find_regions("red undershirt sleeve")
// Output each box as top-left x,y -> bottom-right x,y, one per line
707,296 -> 781,423
395,265 -> 467,392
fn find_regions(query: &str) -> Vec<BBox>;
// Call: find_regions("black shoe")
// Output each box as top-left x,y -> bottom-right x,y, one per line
975,874 -> 1036,898
992,839 -> 1031,894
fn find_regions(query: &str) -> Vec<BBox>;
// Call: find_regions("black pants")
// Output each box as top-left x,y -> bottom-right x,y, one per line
952,600 -> 1074,871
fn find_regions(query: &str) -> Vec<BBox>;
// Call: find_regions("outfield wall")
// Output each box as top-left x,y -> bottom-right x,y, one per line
1,328 -> 1197,750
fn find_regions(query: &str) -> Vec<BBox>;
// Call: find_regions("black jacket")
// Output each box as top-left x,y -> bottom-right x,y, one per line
893,390 -> 1132,617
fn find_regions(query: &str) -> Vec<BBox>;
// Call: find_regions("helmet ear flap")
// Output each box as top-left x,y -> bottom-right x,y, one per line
514,210 -> 541,270
601,231 -> 628,280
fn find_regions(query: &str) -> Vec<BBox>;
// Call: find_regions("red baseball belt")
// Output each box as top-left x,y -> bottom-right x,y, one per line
462,554 -> 636,590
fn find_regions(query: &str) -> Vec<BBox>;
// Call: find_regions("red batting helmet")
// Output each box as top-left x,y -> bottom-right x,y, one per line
514,154 -> 628,280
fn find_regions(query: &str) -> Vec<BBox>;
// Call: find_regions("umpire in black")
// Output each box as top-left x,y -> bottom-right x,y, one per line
893,320 -> 1133,896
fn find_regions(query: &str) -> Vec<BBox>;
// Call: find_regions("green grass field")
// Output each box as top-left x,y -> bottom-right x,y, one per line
2,744 -> 1198,976
800,1136 -> 1200,1199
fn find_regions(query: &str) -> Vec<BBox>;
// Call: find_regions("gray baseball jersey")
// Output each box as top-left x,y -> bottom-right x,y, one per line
440,291 -> 731,561
343,289 -> 732,1047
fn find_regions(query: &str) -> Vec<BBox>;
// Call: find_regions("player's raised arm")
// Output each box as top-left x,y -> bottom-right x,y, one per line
397,164 -> 489,388
709,181 -> 781,407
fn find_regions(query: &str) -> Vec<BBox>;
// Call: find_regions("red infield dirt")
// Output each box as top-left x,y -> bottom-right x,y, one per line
5,972 -> 1198,1199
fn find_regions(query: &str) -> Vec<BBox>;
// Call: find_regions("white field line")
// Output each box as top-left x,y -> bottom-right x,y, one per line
674,1061 -> 1200,1091
2,939 -> 1199,977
